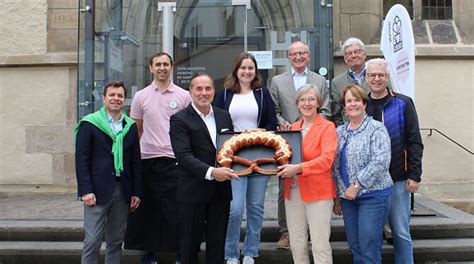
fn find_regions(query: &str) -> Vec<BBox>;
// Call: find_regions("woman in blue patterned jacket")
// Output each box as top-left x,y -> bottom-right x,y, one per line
333,84 -> 393,264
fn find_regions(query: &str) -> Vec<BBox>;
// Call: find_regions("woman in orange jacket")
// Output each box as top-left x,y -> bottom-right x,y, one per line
277,83 -> 338,264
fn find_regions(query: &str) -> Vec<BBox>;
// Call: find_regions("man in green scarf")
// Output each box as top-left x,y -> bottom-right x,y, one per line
75,81 -> 143,264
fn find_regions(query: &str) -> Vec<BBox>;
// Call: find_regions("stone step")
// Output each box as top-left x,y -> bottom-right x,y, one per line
1,219 -> 473,242
0,239 -> 473,264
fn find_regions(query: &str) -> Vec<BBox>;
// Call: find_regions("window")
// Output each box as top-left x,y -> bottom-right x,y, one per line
384,0 -> 414,19
422,0 -> 452,19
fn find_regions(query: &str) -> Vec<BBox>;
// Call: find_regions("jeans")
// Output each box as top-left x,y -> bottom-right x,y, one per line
388,180 -> 414,264
341,195 -> 391,264
225,175 -> 269,259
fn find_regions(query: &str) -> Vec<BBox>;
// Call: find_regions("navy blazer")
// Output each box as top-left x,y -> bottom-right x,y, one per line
214,87 -> 277,131
169,104 -> 234,203
75,120 -> 143,204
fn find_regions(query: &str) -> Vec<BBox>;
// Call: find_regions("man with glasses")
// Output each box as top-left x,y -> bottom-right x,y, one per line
269,40 -> 331,249
331,37 -> 370,127
365,58 -> 423,264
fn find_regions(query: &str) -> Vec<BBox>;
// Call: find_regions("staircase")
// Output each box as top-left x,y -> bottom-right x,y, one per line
0,195 -> 473,263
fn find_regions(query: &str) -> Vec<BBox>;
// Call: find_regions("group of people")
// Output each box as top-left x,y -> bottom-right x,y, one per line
74,37 -> 423,264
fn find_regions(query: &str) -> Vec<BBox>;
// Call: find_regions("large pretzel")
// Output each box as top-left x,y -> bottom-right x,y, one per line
217,131 -> 292,176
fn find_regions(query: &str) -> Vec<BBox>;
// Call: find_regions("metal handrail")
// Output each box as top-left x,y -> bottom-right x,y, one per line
420,128 -> 473,155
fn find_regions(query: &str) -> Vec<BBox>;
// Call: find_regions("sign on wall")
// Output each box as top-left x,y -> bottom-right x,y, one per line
249,51 -> 273,69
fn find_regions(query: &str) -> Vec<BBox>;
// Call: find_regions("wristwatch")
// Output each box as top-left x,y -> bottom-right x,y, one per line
353,181 -> 361,190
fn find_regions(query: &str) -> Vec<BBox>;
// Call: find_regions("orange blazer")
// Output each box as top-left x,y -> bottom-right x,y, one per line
284,114 -> 337,203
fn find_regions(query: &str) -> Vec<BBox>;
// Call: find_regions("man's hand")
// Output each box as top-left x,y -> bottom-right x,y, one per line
244,128 -> 266,132
276,164 -> 301,178
211,167 -> 239,182
81,193 -> 96,206
333,198 -> 342,216
129,196 -> 140,211
406,179 -> 420,193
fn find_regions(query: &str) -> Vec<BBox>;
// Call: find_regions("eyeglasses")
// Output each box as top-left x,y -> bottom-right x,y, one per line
344,49 -> 363,57
366,73 -> 388,79
288,51 -> 309,57
298,97 -> 317,104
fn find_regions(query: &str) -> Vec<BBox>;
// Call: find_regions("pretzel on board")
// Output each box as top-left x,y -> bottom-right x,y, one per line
216,131 -> 292,176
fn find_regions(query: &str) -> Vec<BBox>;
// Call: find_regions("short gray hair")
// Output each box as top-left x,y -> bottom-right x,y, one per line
288,41 -> 310,53
294,84 -> 322,108
365,58 -> 389,74
342,37 -> 365,53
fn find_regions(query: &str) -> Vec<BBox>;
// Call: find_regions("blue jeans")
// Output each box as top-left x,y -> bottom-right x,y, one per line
388,180 -> 414,264
341,195 -> 391,264
225,175 -> 269,259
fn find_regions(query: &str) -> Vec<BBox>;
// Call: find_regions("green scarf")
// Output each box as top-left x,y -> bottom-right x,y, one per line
74,106 -> 135,175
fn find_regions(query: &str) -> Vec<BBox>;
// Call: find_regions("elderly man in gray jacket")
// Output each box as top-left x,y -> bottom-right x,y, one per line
269,40 -> 331,249
331,37 -> 370,127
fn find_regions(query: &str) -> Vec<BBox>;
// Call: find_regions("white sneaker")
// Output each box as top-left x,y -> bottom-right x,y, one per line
243,256 -> 255,264
227,259 -> 239,264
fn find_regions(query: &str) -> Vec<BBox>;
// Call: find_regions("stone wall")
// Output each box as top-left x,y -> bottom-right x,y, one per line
0,0 -> 78,195
0,66 -> 77,194
0,0 -> 47,56
0,0 -> 472,207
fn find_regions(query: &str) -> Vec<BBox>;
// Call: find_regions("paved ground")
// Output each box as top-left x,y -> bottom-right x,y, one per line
0,176 -> 471,221
0,176 -> 280,221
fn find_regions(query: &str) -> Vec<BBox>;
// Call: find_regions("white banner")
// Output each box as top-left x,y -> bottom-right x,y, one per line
381,4 -> 416,100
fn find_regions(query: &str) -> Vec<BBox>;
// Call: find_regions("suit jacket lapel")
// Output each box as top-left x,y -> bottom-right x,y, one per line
214,107 -> 224,134
306,71 -> 314,84
187,105 -> 214,148
283,71 -> 296,98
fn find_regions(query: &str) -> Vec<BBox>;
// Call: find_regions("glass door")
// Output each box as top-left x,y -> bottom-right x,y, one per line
174,1 -> 266,93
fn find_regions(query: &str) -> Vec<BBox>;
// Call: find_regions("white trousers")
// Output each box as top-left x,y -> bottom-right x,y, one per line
285,186 -> 333,264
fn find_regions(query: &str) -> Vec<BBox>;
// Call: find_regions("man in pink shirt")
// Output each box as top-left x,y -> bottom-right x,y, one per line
124,52 -> 191,263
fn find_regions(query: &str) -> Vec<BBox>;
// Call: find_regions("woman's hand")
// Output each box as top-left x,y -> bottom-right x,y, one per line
344,184 -> 359,200
333,198 -> 342,215
277,123 -> 291,131
276,164 -> 302,178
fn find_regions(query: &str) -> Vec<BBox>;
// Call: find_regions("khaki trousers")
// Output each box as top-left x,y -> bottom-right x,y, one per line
285,186 -> 333,264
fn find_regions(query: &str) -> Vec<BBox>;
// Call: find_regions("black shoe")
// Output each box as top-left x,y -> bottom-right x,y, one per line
141,252 -> 157,264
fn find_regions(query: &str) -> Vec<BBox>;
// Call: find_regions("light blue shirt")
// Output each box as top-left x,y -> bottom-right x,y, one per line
349,67 -> 366,85
107,113 -> 124,134
107,113 -> 123,177
291,67 -> 308,91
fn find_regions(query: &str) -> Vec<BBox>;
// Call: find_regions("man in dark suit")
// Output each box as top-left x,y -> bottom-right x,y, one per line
170,73 -> 238,264
269,40 -> 331,249
75,81 -> 143,263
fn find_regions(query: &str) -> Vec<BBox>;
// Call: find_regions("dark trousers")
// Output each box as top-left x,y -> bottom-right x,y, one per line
178,200 -> 230,264
125,157 -> 179,252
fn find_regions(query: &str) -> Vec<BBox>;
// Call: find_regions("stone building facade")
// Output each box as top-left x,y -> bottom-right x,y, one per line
0,0 -> 472,210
